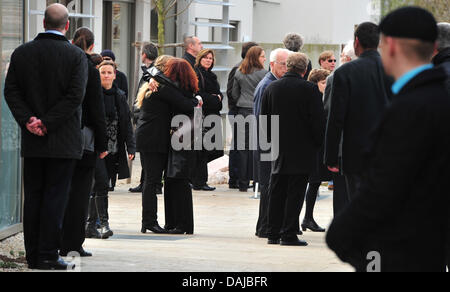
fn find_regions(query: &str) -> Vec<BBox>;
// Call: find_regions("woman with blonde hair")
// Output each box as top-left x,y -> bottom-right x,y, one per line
135,55 -> 174,109
232,46 -> 268,192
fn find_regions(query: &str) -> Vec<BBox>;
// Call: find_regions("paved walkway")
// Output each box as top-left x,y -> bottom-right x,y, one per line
76,184 -> 352,272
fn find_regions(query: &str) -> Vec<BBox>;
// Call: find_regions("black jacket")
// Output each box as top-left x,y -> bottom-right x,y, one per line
102,86 -> 136,179
79,54 -> 108,166
114,70 -> 128,99
196,66 -> 224,161
227,62 -> 241,111
183,52 -> 196,68
136,84 -> 198,154
326,67 -> 450,272
260,72 -> 326,175
4,33 -> 88,159
433,47 -> 450,94
325,50 -> 391,174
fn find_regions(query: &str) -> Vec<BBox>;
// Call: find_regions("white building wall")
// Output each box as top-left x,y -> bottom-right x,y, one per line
252,0 -> 374,45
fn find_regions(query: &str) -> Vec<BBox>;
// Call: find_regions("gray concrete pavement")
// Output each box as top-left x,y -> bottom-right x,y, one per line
74,184 -> 353,272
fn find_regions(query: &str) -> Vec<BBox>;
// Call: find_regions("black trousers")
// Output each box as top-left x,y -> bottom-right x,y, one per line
164,177 -> 194,233
256,182 -> 270,236
191,150 -> 208,187
345,173 -> 363,202
236,108 -> 254,189
267,174 -> 309,241
333,173 -> 349,217
304,182 -> 322,220
61,154 -> 96,253
141,152 -> 167,226
228,110 -> 240,186
23,157 -> 76,266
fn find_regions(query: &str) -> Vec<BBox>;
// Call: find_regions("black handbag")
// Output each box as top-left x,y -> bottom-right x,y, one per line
81,126 -> 95,153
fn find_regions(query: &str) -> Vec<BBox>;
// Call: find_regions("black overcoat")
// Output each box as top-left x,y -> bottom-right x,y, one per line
136,85 -> 198,154
324,50 -> 391,174
326,67 -> 450,272
79,54 -> 108,167
196,66 -> 224,162
4,33 -> 88,159
260,72 -> 326,175
104,86 -> 136,179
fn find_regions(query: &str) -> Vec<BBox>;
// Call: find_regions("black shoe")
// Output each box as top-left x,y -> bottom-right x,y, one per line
297,230 -> 303,236
129,184 -> 143,193
301,219 -> 326,232
108,187 -> 115,192
168,228 -> 188,235
267,238 -> 281,245
60,248 -> 92,257
193,185 -> 216,191
141,223 -> 167,234
229,184 -> 239,189
239,188 -> 248,192
280,238 -> 308,246
99,225 -> 113,239
36,257 -> 75,271
258,233 -> 269,239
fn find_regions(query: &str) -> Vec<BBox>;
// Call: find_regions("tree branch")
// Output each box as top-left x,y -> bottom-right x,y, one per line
165,0 -> 194,20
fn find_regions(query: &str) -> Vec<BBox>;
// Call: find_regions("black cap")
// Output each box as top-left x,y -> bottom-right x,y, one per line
101,50 -> 116,61
379,6 -> 437,43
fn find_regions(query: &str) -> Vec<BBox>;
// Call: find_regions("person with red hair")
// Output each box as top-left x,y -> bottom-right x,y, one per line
136,58 -> 200,235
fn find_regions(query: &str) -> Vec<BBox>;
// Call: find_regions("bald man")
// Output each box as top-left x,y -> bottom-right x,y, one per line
5,3 -> 88,270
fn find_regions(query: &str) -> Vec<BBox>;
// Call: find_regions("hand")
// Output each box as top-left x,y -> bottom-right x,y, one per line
26,117 -> 47,137
328,166 -> 340,173
99,151 -> 109,159
148,79 -> 160,92
128,154 -> 135,161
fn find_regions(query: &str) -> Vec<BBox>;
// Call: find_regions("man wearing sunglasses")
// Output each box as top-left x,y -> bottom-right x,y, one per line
319,51 -> 337,72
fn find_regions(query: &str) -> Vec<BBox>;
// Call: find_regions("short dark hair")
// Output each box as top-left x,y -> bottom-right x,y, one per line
241,42 -> 259,59
44,5 -> 69,30
355,22 -> 380,50
142,43 -> 158,61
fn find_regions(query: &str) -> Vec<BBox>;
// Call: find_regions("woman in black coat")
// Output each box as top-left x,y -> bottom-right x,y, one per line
61,27 -> 108,255
136,57 -> 200,234
191,49 -> 224,191
300,69 -> 332,233
88,60 -> 135,239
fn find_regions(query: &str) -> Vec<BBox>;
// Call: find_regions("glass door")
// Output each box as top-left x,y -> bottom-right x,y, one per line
103,0 -> 135,95
0,0 -> 24,233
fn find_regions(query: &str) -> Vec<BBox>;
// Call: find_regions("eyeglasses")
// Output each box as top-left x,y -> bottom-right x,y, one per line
327,59 -> 337,63
275,61 -> 287,66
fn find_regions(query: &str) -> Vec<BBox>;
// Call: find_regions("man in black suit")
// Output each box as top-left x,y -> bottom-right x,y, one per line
327,7 -> 450,272
325,22 -> 391,201
4,3 -> 88,270
261,53 -> 325,246
129,43 -> 159,194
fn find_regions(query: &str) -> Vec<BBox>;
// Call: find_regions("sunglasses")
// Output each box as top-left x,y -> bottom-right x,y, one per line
327,59 -> 337,63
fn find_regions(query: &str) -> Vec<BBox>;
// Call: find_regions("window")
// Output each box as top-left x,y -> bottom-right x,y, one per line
0,0 -> 24,233
27,0 -> 95,41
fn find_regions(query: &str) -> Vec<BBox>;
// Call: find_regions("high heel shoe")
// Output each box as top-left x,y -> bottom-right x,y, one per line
141,223 -> 168,234
301,218 -> 326,232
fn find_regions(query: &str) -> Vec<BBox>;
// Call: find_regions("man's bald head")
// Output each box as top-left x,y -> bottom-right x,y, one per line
44,4 -> 69,31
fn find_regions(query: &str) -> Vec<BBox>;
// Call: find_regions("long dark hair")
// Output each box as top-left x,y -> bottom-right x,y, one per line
73,27 -> 95,52
239,46 -> 264,75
